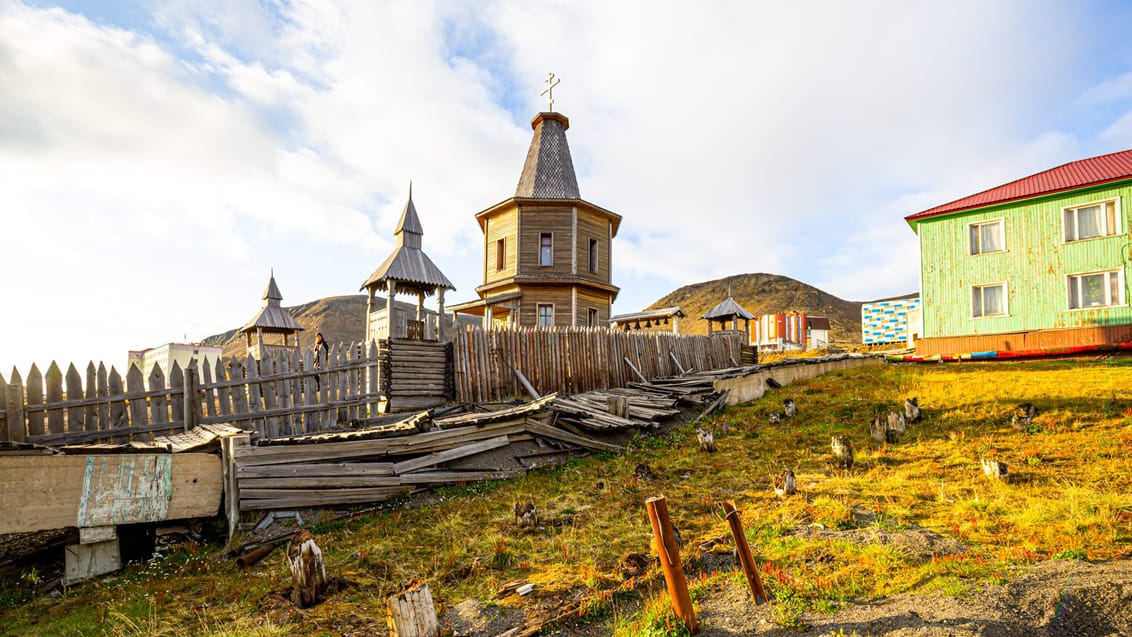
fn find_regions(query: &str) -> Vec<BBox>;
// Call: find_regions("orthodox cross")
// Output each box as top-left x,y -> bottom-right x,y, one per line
540,72 -> 560,111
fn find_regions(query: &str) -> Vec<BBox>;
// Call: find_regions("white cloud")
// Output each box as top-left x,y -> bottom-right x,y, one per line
3,0 -> 1132,371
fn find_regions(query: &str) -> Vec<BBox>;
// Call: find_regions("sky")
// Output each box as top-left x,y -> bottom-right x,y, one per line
4,0 -> 1132,373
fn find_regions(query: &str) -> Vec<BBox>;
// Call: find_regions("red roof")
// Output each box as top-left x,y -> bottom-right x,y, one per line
906,148 -> 1132,224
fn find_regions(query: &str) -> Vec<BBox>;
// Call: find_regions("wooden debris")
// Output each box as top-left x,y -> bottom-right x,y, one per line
886,411 -> 906,442
982,458 -> 1009,482
288,529 -> 327,608
1012,403 -> 1037,432
783,398 -> 796,418
514,502 -> 538,528
904,397 -> 921,422
773,469 -> 796,497
695,390 -> 730,422
386,581 -> 439,637
831,435 -> 854,470
721,501 -> 768,604
696,428 -> 716,453
645,496 -> 697,634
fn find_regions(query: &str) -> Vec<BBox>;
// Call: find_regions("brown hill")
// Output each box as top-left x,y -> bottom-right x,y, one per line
201,294 -> 369,359
202,274 -> 880,352
646,273 -> 864,343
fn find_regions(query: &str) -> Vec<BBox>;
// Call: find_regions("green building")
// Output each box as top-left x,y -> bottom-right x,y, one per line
906,149 -> 1132,356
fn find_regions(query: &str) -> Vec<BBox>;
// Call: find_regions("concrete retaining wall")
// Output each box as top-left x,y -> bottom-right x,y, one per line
714,356 -> 883,405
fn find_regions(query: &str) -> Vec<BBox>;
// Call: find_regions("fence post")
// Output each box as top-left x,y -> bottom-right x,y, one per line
4,381 -> 26,443
645,495 -> 698,634
184,365 -> 199,431
721,501 -> 768,603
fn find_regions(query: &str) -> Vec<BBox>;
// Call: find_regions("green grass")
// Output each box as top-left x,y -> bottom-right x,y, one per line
3,357 -> 1132,635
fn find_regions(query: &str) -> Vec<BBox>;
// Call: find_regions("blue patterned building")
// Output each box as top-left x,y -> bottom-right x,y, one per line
861,294 -> 921,345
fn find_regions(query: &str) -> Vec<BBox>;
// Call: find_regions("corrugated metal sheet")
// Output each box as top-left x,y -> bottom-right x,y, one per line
918,183 -> 1132,340
908,148 -> 1132,223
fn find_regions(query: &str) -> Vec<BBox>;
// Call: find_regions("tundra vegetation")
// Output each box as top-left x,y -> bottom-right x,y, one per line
1,357 -> 1130,636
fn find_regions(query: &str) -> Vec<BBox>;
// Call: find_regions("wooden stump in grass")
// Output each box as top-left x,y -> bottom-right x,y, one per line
386,581 -> 439,637
288,530 -> 327,608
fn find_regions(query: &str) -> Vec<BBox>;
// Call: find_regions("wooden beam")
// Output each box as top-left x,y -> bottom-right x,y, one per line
392,436 -> 511,474
0,453 -> 222,534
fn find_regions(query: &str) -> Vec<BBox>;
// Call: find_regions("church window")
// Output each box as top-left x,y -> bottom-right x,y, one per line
540,233 -> 553,266
537,303 -> 554,326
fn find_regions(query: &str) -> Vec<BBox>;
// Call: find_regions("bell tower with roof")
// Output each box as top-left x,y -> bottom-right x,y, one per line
360,186 -> 456,343
240,271 -> 304,360
449,74 -> 621,328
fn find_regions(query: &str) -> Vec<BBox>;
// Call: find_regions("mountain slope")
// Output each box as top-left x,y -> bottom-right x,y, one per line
202,274 -> 876,352
201,294 -> 369,359
646,273 -> 863,342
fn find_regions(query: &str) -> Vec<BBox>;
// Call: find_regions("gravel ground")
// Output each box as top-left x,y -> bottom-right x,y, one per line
443,558 -> 1132,636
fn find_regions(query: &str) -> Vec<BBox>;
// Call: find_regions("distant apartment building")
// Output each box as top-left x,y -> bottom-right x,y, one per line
861,294 -> 922,346
128,342 -> 223,377
753,312 -> 808,351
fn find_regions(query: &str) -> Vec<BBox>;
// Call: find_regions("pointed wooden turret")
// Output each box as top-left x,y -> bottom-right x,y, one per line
241,270 -> 303,360
449,74 -> 621,329
361,187 -> 456,343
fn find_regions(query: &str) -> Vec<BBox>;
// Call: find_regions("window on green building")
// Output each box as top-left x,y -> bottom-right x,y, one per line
1063,199 -> 1120,242
968,219 -> 1004,255
1067,270 -> 1124,309
972,283 -> 1007,318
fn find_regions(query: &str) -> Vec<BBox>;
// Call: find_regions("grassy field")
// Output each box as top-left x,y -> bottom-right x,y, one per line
2,357 -> 1131,636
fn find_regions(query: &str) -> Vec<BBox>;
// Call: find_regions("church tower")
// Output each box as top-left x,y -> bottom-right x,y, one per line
450,74 -> 621,328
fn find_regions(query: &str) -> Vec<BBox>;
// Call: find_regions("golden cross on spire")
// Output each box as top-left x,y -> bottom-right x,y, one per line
540,72 -> 560,111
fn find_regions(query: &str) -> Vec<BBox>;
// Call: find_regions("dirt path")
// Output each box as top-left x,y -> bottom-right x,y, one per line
445,559 -> 1132,636
692,559 -> 1132,637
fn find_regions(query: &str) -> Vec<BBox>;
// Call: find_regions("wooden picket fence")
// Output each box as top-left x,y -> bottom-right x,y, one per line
452,326 -> 746,404
0,342 -> 385,447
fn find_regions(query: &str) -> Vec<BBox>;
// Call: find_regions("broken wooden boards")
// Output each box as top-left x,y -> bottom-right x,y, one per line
0,453 -> 222,534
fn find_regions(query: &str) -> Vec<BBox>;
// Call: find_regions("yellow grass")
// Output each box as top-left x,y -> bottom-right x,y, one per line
2,357 -> 1131,635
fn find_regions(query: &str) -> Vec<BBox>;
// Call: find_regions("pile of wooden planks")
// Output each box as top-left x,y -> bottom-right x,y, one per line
230,402 -> 622,512
549,389 -> 681,431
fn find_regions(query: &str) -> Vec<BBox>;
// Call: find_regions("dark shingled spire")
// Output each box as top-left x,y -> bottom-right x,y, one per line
515,112 -> 580,198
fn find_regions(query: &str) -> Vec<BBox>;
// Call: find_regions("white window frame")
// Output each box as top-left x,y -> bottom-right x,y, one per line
971,282 -> 1008,318
1066,269 -> 1126,310
539,232 -> 553,267
1063,198 -> 1122,243
968,218 -> 1005,255
536,303 -> 554,327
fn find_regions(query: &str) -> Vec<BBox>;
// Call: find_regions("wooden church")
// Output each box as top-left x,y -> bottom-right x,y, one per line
450,76 -> 621,328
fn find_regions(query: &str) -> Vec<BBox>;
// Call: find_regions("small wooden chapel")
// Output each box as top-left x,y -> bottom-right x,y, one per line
449,74 -> 621,328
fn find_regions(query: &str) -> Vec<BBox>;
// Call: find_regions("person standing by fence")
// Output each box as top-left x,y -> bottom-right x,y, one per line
313,332 -> 329,389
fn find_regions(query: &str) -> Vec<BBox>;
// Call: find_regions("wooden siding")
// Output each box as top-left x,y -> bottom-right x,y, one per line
519,205 -> 574,275
575,287 -> 611,326
484,206 -> 519,284
576,212 -> 610,281
919,182 -> 1132,340
916,324 -> 1132,356
519,287 -> 575,326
